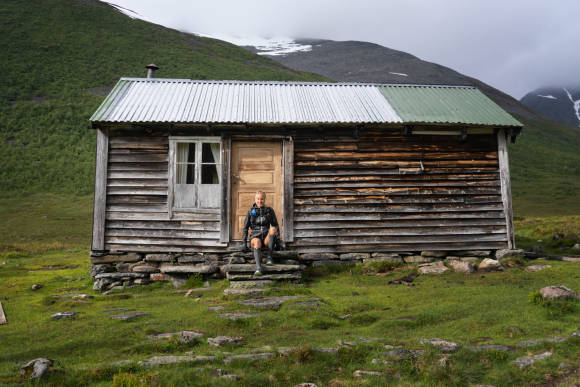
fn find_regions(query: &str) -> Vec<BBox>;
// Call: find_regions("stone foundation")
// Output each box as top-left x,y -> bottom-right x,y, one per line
90,249 -> 521,291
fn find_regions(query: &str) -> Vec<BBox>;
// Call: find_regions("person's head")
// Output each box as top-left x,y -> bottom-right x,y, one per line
254,191 -> 266,207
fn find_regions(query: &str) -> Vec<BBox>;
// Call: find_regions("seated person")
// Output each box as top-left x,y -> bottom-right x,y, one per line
242,191 -> 279,275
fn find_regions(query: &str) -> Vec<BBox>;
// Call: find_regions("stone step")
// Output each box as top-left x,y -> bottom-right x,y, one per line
223,264 -> 300,273
229,280 -> 274,289
227,272 -> 301,281
159,264 -> 218,274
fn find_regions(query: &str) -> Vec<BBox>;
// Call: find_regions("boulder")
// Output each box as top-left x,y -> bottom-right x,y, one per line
418,262 -> 449,275
477,258 -> 503,272
448,260 -> 474,273
513,351 -> 552,369
90,264 -> 114,278
539,286 -> 579,300
419,338 -> 460,352
148,331 -> 204,343
421,251 -> 447,258
207,336 -> 243,346
524,264 -> 551,272
51,311 -> 78,320
21,358 -> 53,380
495,249 -> 525,260
404,256 -> 436,263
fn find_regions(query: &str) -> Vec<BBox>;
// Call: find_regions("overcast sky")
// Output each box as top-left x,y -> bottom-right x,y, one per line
107,0 -> 580,99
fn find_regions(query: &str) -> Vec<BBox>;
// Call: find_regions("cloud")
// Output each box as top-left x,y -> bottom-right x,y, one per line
105,0 -> 580,98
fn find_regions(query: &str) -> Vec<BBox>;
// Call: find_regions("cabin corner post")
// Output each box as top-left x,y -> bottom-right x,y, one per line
497,128 -> 515,249
282,137 -> 294,242
220,136 -> 231,243
91,128 -> 109,251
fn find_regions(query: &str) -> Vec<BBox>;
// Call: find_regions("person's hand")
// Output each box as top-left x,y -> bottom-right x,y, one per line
242,242 -> 250,253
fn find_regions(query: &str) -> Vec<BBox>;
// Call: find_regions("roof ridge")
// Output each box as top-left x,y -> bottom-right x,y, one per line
119,77 -> 476,89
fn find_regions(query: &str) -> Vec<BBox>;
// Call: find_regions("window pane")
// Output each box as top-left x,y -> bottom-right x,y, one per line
176,143 -> 196,184
202,164 -> 219,184
202,143 -> 219,163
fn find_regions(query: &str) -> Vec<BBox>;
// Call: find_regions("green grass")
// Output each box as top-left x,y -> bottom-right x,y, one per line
0,0 -> 327,196
0,196 -> 579,386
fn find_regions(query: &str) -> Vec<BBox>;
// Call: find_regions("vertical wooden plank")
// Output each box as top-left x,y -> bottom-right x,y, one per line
91,129 -> 109,251
497,129 -> 515,248
167,139 -> 175,219
283,137 -> 295,242
0,301 -> 6,325
220,136 -> 231,242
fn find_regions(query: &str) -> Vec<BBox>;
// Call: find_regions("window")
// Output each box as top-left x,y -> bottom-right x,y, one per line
170,137 -> 221,211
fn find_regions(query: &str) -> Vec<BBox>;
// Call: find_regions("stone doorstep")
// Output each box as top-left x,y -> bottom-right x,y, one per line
222,264 -> 300,273
159,264 -> 218,274
228,280 -> 274,289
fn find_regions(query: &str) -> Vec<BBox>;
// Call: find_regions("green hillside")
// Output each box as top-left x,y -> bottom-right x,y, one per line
0,0 -> 326,195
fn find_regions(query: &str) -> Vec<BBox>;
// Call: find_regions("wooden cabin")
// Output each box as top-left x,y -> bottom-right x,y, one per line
89,75 -> 522,272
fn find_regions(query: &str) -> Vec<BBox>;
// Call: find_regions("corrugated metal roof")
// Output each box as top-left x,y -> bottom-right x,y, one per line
90,78 -> 522,128
90,78 -> 402,124
379,85 -> 522,127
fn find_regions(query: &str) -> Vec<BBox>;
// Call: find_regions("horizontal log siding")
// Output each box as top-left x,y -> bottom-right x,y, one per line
104,133 -> 225,252
290,130 -> 508,253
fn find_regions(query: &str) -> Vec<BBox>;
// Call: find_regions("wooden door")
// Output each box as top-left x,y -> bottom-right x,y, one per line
231,141 -> 283,240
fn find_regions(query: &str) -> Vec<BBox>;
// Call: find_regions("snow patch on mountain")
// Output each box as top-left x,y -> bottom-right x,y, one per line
103,2 -> 140,19
194,34 -> 312,56
537,94 -> 557,100
563,88 -> 580,122
389,72 -> 408,77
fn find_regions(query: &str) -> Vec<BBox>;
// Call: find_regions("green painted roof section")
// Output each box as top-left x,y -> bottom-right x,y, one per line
379,85 -> 522,127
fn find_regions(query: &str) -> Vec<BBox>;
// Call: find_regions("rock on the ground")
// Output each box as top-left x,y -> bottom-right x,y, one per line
21,358 -> 53,379
139,355 -> 215,367
478,258 -> 503,272
110,312 -> 149,321
148,331 -> 204,343
238,296 -> 299,310
525,264 -> 551,272
216,312 -> 264,320
384,349 -> 424,359
51,311 -> 78,320
315,347 -> 339,355
365,253 -> 403,263
31,284 -> 43,290
223,353 -> 274,364
540,286 -> 579,300
518,337 -> 565,347
207,336 -> 243,346
294,383 -> 318,387
353,370 -> 382,377
418,262 -> 449,275
419,338 -> 460,352
448,260 -> 474,273
404,256 -> 436,263
340,253 -> 370,260
371,359 -> 393,365
455,250 -> 491,257
223,287 -> 265,296
495,249 -> 525,260
513,351 -> 552,369
562,256 -> 580,262
300,253 -> 339,261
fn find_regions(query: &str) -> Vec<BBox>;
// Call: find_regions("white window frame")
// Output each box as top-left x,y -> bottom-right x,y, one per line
168,136 -> 222,216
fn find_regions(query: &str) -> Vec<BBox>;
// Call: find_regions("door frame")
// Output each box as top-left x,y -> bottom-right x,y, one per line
223,136 -> 294,244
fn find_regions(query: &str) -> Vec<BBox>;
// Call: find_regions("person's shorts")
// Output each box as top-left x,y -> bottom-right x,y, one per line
250,231 -> 269,244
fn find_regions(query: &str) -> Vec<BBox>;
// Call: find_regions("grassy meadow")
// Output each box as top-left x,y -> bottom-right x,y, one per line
0,195 -> 579,386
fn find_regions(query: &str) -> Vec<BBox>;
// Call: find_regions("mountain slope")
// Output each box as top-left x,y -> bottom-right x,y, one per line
247,39 -> 580,216
520,86 -> 580,127
0,0 -> 327,195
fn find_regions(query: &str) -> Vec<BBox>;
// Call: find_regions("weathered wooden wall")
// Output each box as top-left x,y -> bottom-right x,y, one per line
289,129 -> 508,253
104,131 -> 225,252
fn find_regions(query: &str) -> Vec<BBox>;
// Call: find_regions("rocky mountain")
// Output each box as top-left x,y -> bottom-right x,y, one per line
245,39 -> 538,121
520,86 -> 580,127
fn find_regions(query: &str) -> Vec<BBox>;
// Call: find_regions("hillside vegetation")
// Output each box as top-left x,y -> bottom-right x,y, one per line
0,0 -> 326,195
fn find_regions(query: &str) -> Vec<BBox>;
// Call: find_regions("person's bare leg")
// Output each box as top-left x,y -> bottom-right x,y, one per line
264,226 -> 277,265
251,238 -> 263,274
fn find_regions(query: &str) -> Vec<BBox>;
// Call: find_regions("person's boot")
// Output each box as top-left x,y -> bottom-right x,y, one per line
266,239 -> 274,265
253,248 -> 262,275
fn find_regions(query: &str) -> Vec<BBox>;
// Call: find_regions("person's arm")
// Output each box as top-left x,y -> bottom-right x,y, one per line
241,209 -> 251,251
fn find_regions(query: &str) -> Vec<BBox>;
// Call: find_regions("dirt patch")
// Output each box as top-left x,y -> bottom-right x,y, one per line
88,86 -> 113,96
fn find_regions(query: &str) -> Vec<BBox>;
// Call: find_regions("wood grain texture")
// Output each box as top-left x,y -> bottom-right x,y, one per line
91,129 -> 109,251
283,138 -> 294,242
497,129 -> 516,248
220,136 -> 231,242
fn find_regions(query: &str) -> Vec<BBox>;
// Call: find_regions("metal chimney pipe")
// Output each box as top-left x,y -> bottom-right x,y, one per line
146,64 -> 159,78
